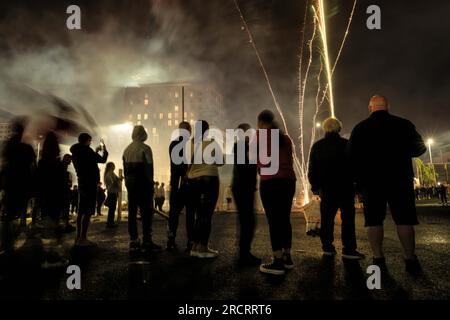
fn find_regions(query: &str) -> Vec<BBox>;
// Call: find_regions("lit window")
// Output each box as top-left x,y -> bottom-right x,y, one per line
159,113 -> 164,120
174,113 -> 178,119
152,128 -> 157,134
175,120 -> 179,126
168,120 -> 172,127
144,114 -> 148,120
137,114 -> 141,120
190,92 -> 194,98
144,99 -> 149,105
190,120 -> 194,125
184,112 -> 187,118
175,92 -> 179,98
175,105 -> 179,111
137,120 -> 141,125
168,113 -> 172,119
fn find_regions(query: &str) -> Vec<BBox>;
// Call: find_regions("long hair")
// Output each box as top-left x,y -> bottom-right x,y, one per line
104,162 -> 115,182
41,132 -> 60,161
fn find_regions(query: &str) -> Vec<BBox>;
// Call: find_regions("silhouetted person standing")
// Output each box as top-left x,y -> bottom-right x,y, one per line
308,118 -> 364,260
439,184 -> 448,206
123,125 -> 161,254
71,185 -> 79,215
96,183 -> 106,216
348,95 -> 427,277
254,110 -> 296,276
167,121 -> 192,251
232,123 -> 260,266
61,154 -> 75,232
104,162 -> 122,228
0,117 -> 36,254
70,133 -> 108,247
187,120 -> 223,258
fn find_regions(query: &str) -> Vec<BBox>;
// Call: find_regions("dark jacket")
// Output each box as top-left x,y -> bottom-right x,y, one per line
0,135 -> 36,194
232,140 -> 257,192
122,126 -> 154,191
169,135 -> 189,187
308,132 -> 354,197
70,143 -> 108,186
348,110 -> 426,187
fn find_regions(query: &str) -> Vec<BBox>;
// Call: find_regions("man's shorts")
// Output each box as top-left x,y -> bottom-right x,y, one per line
78,183 -> 97,216
361,180 -> 419,227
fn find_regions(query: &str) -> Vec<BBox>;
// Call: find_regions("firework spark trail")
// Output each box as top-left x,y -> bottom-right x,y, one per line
298,10 -> 317,204
233,0 -> 303,175
317,0 -> 358,113
313,0 -> 336,118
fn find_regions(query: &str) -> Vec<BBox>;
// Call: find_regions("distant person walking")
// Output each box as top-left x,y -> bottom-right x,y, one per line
156,183 -> 166,212
123,125 -> 161,254
348,95 -> 427,277
104,162 -> 122,228
439,184 -> 448,206
167,121 -> 192,251
187,120 -> 223,258
232,123 -> 260,266
0,117 -> 36,254
70,133 -> 108,247
254,110 -> 296,276
308,118 -> 364,260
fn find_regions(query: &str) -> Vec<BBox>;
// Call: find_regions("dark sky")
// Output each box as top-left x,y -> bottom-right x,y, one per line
0,0 -> 449,141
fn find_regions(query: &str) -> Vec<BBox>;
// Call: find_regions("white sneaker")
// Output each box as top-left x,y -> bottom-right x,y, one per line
196,250 -> 218,258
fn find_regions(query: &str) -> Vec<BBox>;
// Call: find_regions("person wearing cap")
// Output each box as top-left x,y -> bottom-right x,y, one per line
348,95 -> 427,277
308,117 -> 365,260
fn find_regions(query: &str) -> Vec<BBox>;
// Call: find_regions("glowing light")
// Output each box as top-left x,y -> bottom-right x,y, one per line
427,138 -> 434,145
313,0 -> 336,119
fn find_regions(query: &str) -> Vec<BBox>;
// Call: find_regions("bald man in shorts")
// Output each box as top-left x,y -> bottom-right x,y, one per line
348,95 -> 427,277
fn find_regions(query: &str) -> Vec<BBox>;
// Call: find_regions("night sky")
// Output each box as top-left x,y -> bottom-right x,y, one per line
0,0 -> 449,144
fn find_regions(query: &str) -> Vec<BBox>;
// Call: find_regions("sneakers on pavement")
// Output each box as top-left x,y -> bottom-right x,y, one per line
260,258 -> 286,276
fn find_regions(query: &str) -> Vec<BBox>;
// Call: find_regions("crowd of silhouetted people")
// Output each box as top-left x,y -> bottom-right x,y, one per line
0,95 -> 437,278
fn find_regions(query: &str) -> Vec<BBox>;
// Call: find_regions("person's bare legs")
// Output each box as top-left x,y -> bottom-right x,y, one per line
396,225 -> 416,259
367,226 -> 384,258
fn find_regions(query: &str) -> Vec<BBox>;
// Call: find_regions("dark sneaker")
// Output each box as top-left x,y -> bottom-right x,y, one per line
282,253 -> 294,270
405,255 -> 423,278
166,237 -> 177,251
142,241 -> 162,253
342,250 -> 365,260
260,258 -> 286,276
238,252 -> 262,266
129,240 -> 141,253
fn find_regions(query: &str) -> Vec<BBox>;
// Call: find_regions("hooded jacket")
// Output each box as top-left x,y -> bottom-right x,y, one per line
70,142 -> 108,186
122,125 -> 154,190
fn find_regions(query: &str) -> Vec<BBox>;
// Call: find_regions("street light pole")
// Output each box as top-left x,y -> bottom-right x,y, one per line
428,139 -> 436,185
